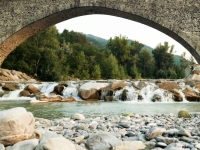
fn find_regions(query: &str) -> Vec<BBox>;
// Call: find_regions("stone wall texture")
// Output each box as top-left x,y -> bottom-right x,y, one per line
0,0 -> 200,65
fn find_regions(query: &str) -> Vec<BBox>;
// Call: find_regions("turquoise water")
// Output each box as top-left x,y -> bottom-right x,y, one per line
0,100 -> 199,119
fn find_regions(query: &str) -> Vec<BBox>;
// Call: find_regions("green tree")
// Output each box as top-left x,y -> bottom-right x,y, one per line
91,64 -> 101,80
68,51 -> 90,79
138,48 -> 155,78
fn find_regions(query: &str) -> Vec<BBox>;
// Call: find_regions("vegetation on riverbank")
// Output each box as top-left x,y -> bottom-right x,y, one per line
2,26 -> 195,81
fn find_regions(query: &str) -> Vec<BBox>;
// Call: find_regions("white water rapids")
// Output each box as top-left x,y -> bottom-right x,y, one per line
0,81 -> 189,103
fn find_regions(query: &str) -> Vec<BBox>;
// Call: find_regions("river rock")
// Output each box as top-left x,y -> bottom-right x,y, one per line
2,83 -> 20,91
178,110 -> 191,118
109,81 -> 127,91
113,141 -> 146,150
5,139 -> 39,150
183,87 -> 200,102
146,127 -> 166,140
85,133 -> 122,150
73,113 -> 85,120
80,89 -> 100,100
157,82 -> 181,90
0,107 -> 35,146
25,85 -> 40,95
19,90 -> 31,97
152,94 -> 162,102
170,89 -> 183,102
38,94 -> 76,102
36,136 -> 75,150
53,84 -> 66,95
155,136 -> 179,145
177,129 -> 191,137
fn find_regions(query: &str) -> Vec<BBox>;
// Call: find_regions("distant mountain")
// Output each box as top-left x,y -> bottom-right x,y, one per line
85,34 -> 182,66
86,34 -> 108,49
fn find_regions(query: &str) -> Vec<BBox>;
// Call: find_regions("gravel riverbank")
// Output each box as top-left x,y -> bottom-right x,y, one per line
1,108 -> 200,150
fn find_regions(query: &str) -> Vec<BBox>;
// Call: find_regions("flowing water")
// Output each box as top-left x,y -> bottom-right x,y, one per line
0,81 -> 200,119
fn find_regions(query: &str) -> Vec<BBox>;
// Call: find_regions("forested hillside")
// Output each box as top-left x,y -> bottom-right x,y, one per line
2,26 -> 195,81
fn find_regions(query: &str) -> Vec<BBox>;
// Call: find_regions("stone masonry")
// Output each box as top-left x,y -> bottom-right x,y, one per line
0,0 -> 200,66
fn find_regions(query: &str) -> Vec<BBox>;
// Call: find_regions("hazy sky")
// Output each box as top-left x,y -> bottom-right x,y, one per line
56,14 -> 192,58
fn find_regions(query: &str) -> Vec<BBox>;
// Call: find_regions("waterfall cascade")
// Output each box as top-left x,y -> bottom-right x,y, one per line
0,80 -> 196,102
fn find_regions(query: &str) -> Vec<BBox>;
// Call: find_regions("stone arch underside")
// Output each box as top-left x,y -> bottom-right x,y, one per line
0,0 -> 200,66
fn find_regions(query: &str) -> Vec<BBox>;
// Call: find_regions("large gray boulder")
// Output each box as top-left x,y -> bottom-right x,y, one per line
0,107 -> 35,146
85,133 -> 122,150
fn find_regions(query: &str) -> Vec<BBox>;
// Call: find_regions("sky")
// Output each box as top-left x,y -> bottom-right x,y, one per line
56,14 -> 192,59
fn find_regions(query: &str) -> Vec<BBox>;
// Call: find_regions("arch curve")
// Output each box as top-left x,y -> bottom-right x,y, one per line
0,0 -> 200,65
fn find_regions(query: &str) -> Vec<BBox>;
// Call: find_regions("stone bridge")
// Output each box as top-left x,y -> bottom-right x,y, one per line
0,0 -> 200,66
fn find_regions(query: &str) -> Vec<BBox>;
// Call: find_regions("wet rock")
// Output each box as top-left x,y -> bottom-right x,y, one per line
109,81 -> 127,91
19,90 -> 31,97
152,94 -> 162,102
121,89 -> 128,101
183,87 -> 200,102
146,127 -> 166,140
85,133 -> 122,150
80,89 -> 100,100
2,83 -> 19,91
0,107 -> 35,146
178,110 -> 191,118
53,84 -> 66,95
25,85 -> 40,95
170,89 -> 183,102
133,81 -> 147,90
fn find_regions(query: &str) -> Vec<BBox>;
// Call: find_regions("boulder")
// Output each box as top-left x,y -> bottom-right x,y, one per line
2,83 -> 20,91
169,89 -> 183,102
145,127 -> 166,140
109,81 -> 127,91
157,82 -> 180,90
80,89 -> 100,100
19,90 -> 31,97
5,139 -> 39,150
0,107 -> 35,146
85,133 -> 122,150
25,85 -> 40,95
178,110 -> 191,118
79,82 -> 108,100
183,87 -> 200,102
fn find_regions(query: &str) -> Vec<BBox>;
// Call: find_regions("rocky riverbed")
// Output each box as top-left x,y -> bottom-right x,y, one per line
0,107 -> 199,150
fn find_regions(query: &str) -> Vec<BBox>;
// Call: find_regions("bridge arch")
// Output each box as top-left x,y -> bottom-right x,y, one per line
0,0 -> 200,65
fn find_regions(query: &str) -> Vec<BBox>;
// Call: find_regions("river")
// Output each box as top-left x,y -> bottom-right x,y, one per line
0,100 -> 199,119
